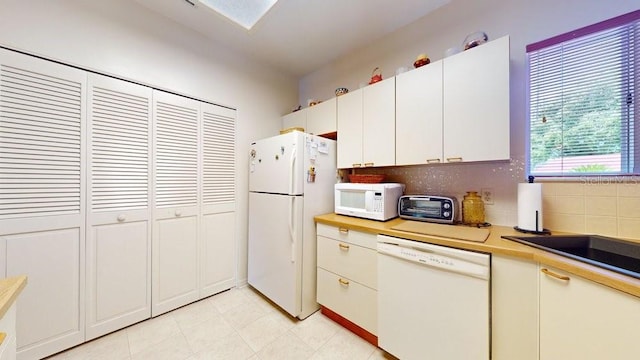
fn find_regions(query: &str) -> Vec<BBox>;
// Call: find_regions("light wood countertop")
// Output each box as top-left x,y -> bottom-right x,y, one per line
315,213 -> 640,298
0,275 -> 27,319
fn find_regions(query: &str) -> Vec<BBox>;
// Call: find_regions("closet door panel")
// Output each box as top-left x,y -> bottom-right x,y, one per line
200,104 -> 236,297
152,90 -> 200,316
0,48 -> 86,360
86,74 -> 152,340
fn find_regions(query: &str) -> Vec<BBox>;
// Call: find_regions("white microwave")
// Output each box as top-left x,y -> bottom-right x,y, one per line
334,183 -> 405,221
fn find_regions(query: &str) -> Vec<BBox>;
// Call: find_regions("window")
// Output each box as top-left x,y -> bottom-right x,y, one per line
527,10 -> 640,176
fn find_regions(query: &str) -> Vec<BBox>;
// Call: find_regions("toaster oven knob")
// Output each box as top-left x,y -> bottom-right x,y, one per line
444,211 -> 451,217
444,203 -> 451,209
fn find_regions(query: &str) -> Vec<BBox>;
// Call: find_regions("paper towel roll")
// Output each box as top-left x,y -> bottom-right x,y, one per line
517,183 -> 543,232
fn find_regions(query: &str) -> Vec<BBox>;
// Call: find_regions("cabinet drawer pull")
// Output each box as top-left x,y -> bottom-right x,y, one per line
363,162 -> 374,167
426,158 -> 441,164
352,163 -> 362,168
175,210 -> 182,217
338,243 -> 350,250
446,157 -> 463,162
117,214 -> 126,222
338,278 -> 350,286
541,268 -> 570,281
338,228 -> 349,234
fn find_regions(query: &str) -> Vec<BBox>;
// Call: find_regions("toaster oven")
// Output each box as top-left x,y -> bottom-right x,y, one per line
398,195 -> 458,224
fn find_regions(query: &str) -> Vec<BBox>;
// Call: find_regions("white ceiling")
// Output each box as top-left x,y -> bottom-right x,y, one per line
134,0 -> 451,77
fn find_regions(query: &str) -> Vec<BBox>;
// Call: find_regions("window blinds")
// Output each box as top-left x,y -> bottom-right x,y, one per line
527,11 -> 639,176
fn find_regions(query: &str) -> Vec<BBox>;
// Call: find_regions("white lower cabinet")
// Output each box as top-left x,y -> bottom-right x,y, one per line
539,266 -> 640,359
316,224 -> 377,335
491,255 -> 539,360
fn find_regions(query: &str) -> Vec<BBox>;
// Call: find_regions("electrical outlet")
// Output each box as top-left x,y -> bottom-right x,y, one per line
481,188 -> 494,205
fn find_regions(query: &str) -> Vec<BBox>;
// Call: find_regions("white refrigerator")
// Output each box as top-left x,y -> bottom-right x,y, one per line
248,131 -> 337,319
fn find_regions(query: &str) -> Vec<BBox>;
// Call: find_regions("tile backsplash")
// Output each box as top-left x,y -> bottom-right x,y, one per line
350,162 -> 640,241
543,180 -> 640,240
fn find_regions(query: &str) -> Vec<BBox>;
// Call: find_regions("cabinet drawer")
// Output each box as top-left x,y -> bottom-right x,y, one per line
317,224 -> 377,250
317,268 -> 377,335
317,236 -> 377,289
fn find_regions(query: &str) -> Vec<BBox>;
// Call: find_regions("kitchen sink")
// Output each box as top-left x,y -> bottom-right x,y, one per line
502,234 -> 640,279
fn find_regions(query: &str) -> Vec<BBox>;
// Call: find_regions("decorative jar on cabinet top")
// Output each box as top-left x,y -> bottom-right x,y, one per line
462,191 -> 485,225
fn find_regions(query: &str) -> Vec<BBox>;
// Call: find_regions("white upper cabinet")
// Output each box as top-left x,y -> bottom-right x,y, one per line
306,97 -> 336,136
337,88 -> 364,169
337,78 -> 395,169
339,36 -> 509,168
282,109 -> 306,131
443,35 -> 510,163
85,74 -> 152,340
282,98 -> 337,136
363,77 -> 395,167
396,60 -> 444,165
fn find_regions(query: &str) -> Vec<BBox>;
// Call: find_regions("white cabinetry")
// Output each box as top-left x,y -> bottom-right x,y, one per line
395,60 -> 443,165
336,88 -> 363,169
85,74 -> 152,340
0,49 -> 86,360
282,109 -> 306,130
443,35 -> 510,162
491,255 -> 538,360
306,98 -> 336,136
539,266 -> 640,359
281,98 -> 336,136
337,78 -> 395,169
396,36 -> 510,165
316,224 -> 377,335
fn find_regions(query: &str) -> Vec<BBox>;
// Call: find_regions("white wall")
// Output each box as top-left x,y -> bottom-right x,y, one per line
0,0 -> 298,285
299,0 -> 640,226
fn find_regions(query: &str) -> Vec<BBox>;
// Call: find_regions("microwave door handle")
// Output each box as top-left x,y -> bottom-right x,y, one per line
289,146 -> 297,195
289,196 -> 295,263
365,190 -> 373,212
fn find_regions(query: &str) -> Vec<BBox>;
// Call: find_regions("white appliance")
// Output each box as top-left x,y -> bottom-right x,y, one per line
377,235 -> 490,360
334,182 -> 404,221
248,131 -> 336,319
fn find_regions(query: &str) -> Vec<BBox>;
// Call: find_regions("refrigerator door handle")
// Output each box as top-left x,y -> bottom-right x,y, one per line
289,146 -> 297,195
289,196 -> 296,263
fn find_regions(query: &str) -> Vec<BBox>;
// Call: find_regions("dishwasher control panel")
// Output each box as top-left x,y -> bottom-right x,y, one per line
377,237 -> 489,280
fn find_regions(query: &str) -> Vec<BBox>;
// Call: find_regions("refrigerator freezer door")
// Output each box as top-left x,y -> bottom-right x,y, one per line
249,131 -> 305,195
248,192 -> 303,317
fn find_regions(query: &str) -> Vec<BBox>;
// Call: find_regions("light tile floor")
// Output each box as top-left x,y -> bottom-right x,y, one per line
46,286 -> 396,360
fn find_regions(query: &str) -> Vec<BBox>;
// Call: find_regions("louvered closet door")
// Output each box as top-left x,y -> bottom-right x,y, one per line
152,90 -> 200,316
0,48 -> 86,360
86,74 -> 152,340
200,103 -> 236,298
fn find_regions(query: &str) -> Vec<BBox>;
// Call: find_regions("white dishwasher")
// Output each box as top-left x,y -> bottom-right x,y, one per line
377,235 -> 490,360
